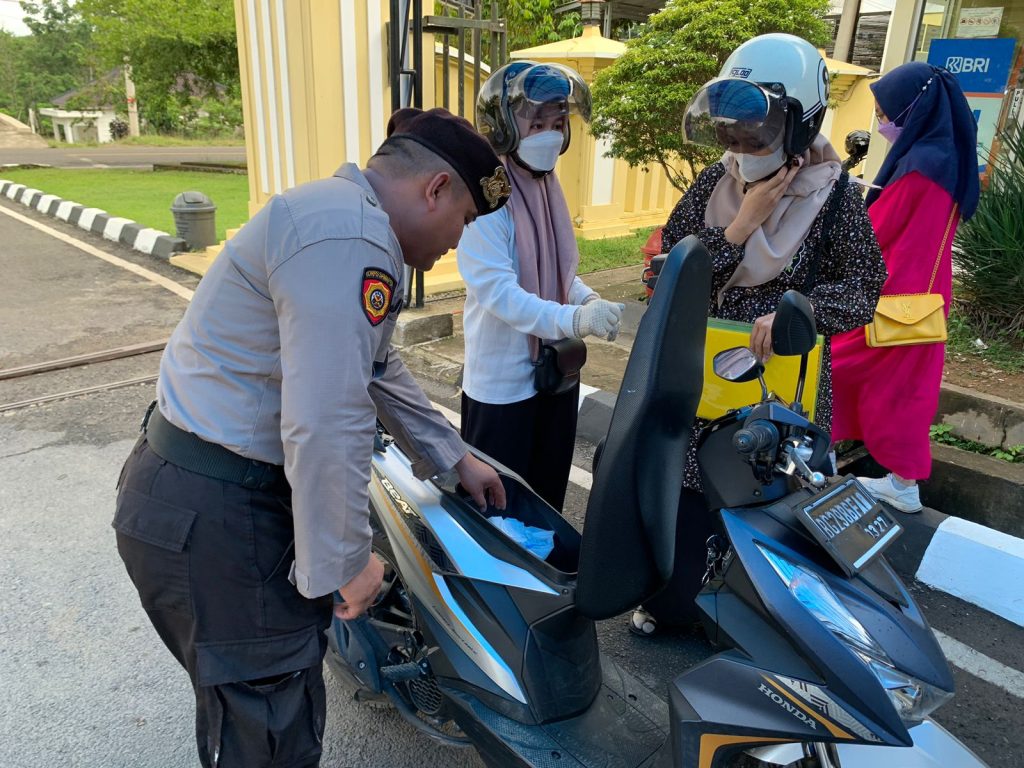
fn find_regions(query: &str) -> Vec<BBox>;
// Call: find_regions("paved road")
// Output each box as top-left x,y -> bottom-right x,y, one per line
0,145 -> 247,169
0,196 -> 1020,767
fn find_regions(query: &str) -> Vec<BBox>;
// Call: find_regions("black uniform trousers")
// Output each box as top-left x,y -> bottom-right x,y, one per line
113,437 -> 334,768
460,382 -> 580,512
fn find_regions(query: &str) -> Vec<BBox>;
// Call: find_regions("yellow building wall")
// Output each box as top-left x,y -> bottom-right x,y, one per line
826,76 -> 878,175
234,0 -> 392,216
196,7 -> 678,289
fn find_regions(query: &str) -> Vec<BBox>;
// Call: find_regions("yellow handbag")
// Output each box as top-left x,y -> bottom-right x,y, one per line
865,205 -> 957,348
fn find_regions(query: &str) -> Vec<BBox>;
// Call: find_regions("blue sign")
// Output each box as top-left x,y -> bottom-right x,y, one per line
928,38 -> 1016,94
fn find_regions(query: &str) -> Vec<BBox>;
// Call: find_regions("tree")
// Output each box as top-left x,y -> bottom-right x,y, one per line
0,1 -> 97,123
589,0 -> 831,192
76,0 -> 239,132
500,0 -> 579,52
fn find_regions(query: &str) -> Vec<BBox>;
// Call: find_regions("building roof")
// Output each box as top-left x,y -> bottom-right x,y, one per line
51,68 -> 121,110
511,25 -> 626,60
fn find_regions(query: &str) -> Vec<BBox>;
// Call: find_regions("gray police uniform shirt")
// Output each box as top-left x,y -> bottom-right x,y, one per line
157,163 -> 467,599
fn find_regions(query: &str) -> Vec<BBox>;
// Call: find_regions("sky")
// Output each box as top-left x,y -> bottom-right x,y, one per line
0,0 -> 31,36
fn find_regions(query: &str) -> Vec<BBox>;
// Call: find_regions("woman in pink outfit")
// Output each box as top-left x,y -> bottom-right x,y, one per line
831,62 -> 980,513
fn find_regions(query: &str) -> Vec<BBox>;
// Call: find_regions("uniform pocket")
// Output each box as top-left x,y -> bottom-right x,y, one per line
114,488 -> 196,614
194,623 -> 323,687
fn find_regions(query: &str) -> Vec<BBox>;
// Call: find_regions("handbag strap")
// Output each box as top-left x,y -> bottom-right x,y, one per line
802,171 -> 849,293
926,204 -> 958,293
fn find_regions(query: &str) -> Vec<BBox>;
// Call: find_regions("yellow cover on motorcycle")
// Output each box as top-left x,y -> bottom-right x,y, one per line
697,318 -> 823,421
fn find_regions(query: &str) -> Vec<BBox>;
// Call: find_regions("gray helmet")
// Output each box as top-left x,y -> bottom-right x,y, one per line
476,61 -> 592,156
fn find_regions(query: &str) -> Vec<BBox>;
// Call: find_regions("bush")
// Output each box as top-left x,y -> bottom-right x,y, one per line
953,121 -> 1024,340
109,117 -> 130,140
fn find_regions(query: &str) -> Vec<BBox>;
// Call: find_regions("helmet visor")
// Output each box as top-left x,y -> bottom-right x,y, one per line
507,63 -> 592,123
683,79 -> 786,154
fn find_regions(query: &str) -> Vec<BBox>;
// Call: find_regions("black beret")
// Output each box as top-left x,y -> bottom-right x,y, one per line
386,107 -> 511,216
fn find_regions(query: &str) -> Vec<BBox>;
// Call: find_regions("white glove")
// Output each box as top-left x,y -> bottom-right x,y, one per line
573,299 -> 625,341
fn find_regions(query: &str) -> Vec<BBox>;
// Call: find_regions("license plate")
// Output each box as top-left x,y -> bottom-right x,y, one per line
796,478 -> 903,576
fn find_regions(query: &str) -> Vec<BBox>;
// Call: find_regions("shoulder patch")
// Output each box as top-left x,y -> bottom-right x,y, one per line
361,268 -> 396,326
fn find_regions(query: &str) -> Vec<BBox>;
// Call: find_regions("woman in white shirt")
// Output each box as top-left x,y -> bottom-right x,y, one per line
458,62 -> 624,511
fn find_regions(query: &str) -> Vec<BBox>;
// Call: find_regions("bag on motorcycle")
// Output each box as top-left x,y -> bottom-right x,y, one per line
533,337 -> 587,396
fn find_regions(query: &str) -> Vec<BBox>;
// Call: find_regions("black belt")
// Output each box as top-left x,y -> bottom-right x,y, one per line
143,402 -> 288,492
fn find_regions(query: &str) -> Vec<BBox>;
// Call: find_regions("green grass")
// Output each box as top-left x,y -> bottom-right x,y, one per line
577,226 -> 656,274
0,167 -> 249,243
947,310 -> 1024,373
930,424 -> 1024,463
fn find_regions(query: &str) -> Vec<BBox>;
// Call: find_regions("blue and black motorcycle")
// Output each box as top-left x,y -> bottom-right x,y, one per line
326,238 -> 987,767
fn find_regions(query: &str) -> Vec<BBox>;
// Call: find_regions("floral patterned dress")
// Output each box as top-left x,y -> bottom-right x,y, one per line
661,162 -> 887,490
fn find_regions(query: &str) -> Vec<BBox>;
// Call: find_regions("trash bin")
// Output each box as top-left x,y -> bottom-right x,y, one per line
170,191 -> 217,251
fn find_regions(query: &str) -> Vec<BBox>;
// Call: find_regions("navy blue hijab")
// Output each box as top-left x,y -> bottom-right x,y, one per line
866,62 -> 980,220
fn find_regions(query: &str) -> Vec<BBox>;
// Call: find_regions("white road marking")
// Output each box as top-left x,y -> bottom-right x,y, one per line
934,630 -> 1024,700
0,204 -> 194,301
917,516 -> 1024,628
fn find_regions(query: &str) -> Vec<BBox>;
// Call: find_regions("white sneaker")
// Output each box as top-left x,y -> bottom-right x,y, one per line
858,474 -> 923,513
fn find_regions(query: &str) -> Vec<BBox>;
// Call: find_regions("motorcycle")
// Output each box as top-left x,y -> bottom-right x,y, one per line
327,237 -> 988,767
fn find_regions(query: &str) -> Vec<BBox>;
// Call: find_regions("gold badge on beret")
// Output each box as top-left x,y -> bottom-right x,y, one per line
480,166 -> 511,209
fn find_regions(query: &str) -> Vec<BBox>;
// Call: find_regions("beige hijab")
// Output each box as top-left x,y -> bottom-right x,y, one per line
706,134 -> 842,301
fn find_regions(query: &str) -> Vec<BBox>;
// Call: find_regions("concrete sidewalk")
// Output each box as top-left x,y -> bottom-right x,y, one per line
396,267 -> 1024,628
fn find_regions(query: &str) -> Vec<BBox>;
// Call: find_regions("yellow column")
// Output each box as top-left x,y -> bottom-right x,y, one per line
175,0 -> 393,276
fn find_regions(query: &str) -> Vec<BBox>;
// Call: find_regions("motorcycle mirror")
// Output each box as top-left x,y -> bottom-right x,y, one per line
772,291 -> 817,357
772,291 -> 817,415
713,347 -> 764,383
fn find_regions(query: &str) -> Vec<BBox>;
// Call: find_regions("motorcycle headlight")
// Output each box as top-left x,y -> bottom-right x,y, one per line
758,546 -> 952,725
759,545 -> 885,660
860,655 -> 954,725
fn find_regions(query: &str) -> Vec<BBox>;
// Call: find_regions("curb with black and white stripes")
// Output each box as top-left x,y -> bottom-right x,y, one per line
573,382 -> 1024,629
0,180 -> 186,260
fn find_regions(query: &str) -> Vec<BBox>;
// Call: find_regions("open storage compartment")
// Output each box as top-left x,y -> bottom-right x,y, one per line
439,472 -> 583,579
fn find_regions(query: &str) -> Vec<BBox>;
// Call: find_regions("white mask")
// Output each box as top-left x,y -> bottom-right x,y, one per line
735,145 -> 788,183
516,130 -> 564,173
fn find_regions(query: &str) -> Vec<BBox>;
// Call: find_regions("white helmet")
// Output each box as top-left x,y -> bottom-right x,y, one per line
684,34 -> 830,157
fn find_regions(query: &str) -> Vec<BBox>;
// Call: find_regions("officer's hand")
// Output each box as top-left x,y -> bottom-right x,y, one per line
455,453 -> 507,510
573,300 -> 625,341
334,554 -> 385,621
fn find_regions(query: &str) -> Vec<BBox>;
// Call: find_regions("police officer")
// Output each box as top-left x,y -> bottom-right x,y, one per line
113,107 -> 511,768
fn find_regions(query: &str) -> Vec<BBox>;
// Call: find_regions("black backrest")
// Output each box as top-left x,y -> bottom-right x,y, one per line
576,237 -> 711,620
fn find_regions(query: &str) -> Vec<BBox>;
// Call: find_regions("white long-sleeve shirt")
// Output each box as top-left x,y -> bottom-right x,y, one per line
457,206 -> 595,404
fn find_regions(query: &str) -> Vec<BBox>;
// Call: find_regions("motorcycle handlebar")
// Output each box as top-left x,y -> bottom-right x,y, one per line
733,421 -> 779,455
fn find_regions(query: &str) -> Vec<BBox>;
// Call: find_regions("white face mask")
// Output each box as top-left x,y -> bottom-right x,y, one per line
735,145 -> 788,183
516,130 -> 564,173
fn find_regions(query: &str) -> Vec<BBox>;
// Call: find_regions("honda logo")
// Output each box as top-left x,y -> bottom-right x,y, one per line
946,56 -> 990,73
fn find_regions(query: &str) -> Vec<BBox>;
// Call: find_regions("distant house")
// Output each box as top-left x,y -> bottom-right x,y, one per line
40,69 -> 121,144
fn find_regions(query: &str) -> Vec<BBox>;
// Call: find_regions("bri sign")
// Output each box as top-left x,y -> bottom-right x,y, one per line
928,38 -> 1016,94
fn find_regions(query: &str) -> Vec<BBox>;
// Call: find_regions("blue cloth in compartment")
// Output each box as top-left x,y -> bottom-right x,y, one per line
487,516 -> 555,560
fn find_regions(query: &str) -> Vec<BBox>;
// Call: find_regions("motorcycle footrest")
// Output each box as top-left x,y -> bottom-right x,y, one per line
381,661 -> 424,682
